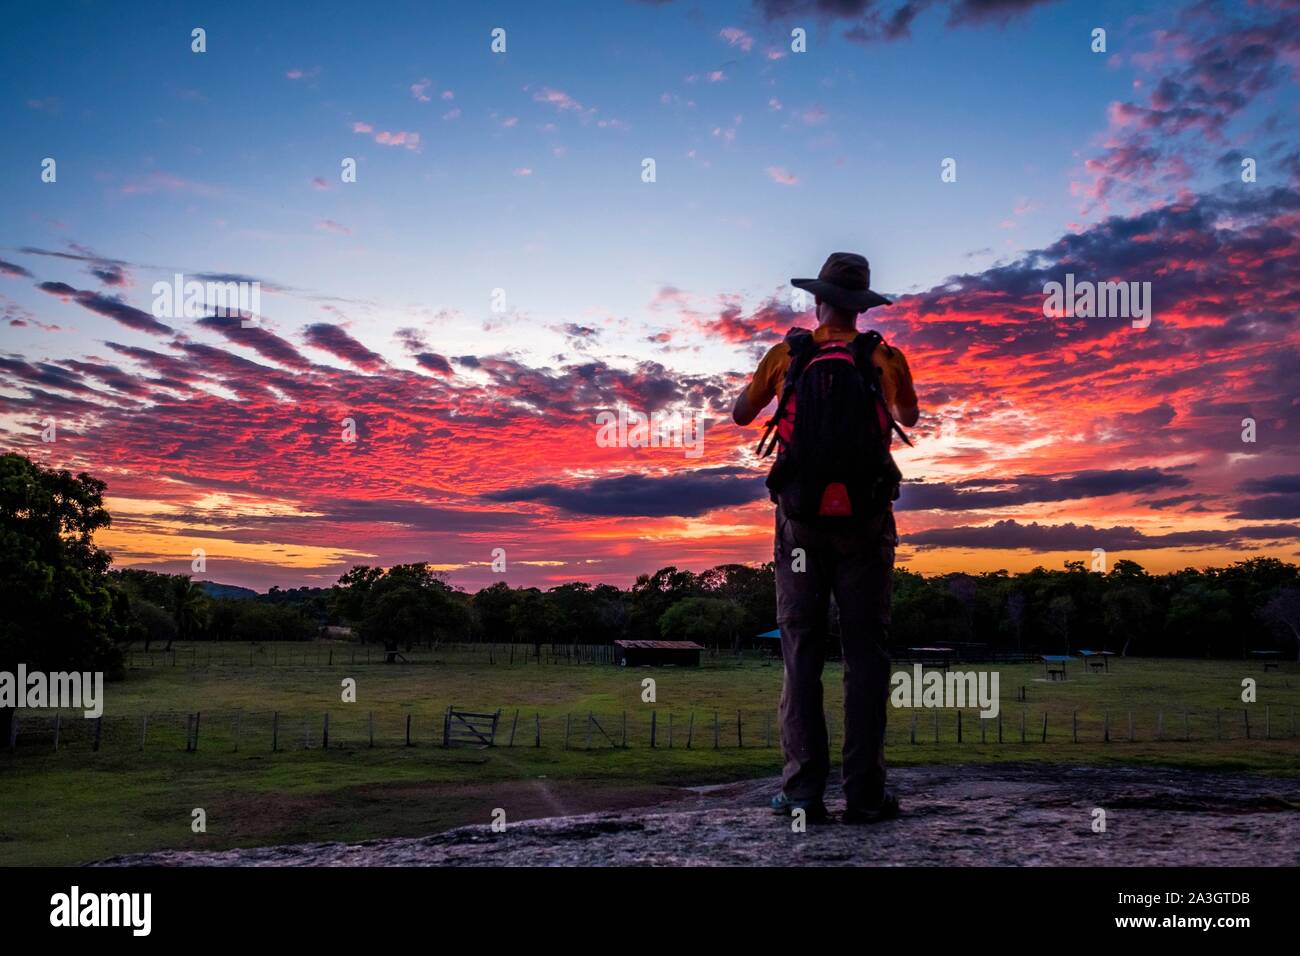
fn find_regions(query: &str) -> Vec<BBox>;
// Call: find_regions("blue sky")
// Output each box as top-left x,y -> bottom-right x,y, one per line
2,0 -> 1175,368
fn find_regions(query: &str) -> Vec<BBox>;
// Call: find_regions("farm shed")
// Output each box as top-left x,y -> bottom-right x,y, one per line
614,640 -> 704,667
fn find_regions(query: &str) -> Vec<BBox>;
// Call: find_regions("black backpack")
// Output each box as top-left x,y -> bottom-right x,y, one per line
757,328 -> 911,521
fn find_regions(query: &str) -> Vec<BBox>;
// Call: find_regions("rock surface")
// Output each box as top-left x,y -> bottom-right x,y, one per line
98,763 -> 1300,867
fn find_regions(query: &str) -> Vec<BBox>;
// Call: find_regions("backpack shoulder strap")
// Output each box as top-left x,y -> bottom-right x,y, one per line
851,329 -> 914,447
756,328 -> 817,458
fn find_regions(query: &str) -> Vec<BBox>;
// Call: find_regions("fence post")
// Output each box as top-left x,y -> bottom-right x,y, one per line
272,711 -> 279,752
737,711 -> 743,749
1184,710 -> 1191,742
668,712 -> 674,749
1243,708 -> 1250,740
586,712 -> 593,750
980,715 -> 986,744
686,712 -> 695,749
193,711 -> 200,752
93,716 -> 103,752
1020,708 -> 1027,744
1104,711 -> 1109,743
564,714 -> 571,750
933,710 -> 939,744
1264,705 -> 1270,741
1072,710 -> 1077,744
764,713 -> 771,749
234,711 -> 241,752
406,714 -> 412,747
534,713 -> 540,748
1128,710 -> 1134,742
910,710 -> 917,745
621,711 -> 627,748
1156,711 -> 1164,741
713,711 -> 719,750
8,715 -> 19,753
650,711 -> 657,749
956,709 -> 962,744
997,710 -> 1003,744
323,712 -> 329,750
1216,709 -> 1221,741
509,710 -> 519,747
368,711 -> 374,749
1040,712 -> 1048,743
54,713 -> 62,752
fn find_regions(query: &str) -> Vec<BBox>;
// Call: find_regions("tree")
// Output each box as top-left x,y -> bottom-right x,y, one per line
169,576 -> 210,650
659,596 -> 747,649
1259,588 -> 1300,661
0,454 -> 129,742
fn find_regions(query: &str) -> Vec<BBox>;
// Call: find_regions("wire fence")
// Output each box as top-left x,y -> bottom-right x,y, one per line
6,703 -> 1297,759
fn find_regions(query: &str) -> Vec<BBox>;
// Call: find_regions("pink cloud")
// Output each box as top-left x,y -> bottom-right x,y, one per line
720,27 -> 754,53
352,122 -> 421,151
766,166 -> 798,185
315,219 -> 351,235
410,78 -> 432,102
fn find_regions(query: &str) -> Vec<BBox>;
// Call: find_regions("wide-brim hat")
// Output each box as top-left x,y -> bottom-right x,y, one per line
792,252 -> 891,313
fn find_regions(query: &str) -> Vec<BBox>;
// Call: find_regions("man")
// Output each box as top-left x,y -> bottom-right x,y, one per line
733,252 -> 918,824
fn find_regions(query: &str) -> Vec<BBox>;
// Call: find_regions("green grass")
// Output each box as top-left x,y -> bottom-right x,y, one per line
1,643 -> 1297,865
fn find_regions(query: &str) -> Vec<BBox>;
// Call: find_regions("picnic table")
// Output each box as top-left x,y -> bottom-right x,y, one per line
905,646 -> 953,673
1078,649 -> 1115,672
1248,649 -> 1282,671
1041,655 -> 1071,681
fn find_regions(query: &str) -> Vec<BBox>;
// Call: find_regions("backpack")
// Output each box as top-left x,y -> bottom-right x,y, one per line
757,328 -> 911,521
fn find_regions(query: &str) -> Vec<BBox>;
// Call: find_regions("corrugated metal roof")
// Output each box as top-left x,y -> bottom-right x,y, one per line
614,640 -> 705,650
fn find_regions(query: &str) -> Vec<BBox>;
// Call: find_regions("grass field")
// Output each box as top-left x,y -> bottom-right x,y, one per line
1,642 -> 1297,865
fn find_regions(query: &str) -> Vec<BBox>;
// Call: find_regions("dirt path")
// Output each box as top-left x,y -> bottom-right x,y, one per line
97,763 -> 1300,866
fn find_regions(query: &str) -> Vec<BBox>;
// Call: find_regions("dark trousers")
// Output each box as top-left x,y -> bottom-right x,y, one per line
774,503 -> 896,808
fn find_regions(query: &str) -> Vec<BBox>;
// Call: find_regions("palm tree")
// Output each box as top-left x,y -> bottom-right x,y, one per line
168,577 -> 209,650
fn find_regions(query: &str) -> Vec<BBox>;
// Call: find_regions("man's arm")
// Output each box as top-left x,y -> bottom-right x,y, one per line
732,388 -> 762,426
894,399 -> 919,428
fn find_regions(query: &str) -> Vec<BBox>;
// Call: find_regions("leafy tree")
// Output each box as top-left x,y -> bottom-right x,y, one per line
659,596 -> 747,649
0,454 -> 129,741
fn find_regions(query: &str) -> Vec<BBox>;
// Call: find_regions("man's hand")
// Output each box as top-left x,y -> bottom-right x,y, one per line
733,387 -> 762,426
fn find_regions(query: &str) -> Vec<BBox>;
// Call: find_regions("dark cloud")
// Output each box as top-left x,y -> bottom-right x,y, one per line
302,322 -> 386,371
0,259 -> 34,278
755,0 -> 1059,42
415,352 -> 454,375
1229,494 -> 1300,521
896,468 -> 1191,511
1240,474 -> 1300,495
36,281 -> 173,335
484,467 -> 765,517
907,519 -> 1300,552
197,314 -> 312,369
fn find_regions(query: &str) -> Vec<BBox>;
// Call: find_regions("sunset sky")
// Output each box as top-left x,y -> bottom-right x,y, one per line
2,0 -> 1298,591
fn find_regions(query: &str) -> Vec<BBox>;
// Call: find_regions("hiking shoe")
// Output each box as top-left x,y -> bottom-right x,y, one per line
770,792 -> 830,823
842,791 -> 901,824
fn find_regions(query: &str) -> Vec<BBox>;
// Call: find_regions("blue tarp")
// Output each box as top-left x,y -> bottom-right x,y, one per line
757,628 -> 781,640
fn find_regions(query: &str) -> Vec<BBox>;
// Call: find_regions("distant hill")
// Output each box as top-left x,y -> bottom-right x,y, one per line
198,581 -> 259,599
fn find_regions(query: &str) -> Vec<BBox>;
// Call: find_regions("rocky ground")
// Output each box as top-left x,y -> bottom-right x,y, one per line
97,763 -> 1300,866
